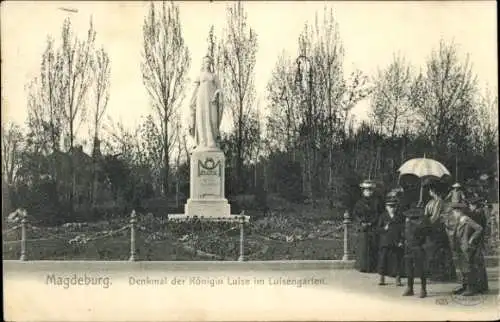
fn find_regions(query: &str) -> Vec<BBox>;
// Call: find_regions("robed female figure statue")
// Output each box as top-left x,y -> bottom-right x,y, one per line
189,55 -> 223,150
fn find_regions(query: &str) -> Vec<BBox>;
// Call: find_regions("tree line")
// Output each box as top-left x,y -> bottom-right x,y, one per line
2,2 -> 498,225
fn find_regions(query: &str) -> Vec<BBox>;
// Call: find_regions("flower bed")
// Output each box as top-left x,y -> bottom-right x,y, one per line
3,203 -> 497,260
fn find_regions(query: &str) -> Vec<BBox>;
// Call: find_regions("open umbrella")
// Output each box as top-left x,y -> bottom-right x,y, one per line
398,156 -> 451,206
398,157 -> 450,178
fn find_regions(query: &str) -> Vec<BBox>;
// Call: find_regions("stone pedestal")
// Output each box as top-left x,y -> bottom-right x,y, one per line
183,147 -> 231,217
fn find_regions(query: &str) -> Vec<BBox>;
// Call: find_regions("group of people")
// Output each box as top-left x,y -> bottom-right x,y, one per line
352,178 -> 490,298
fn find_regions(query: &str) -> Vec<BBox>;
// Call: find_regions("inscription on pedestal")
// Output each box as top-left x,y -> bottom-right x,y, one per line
197,157 -> 222,199
183,149 -> 230,217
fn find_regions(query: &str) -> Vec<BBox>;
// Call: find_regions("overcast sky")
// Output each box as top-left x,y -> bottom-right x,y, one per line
1,1 -> 497,141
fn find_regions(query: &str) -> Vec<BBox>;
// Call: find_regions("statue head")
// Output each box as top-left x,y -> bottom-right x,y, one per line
202,55 -> 214,72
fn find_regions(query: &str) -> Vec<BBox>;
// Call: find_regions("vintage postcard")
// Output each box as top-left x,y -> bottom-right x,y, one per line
2,1 -> 499,321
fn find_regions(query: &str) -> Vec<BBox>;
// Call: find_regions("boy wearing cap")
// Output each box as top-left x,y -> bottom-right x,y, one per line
402,208 -> 433,298
377,192 -> 404,286
444,202 -> 484,296
353,179 -> 384,273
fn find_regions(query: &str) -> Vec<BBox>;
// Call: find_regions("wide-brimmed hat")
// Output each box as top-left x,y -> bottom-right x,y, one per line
359,179 -> 376,189
479,173 -> 489,180
451,182 -> 462,189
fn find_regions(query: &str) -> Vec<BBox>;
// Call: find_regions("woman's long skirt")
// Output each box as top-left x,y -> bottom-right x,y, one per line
355,228 -> 379,273
378,246 -> 404,277
425,224 -> 457,282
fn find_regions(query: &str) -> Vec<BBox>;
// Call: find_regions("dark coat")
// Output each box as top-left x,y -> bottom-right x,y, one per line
377,210 -> 404,248
443,209 -> 483,275
377,210 -> 404,276
403,210 -> 433,277
469,208 -> 488,244
353,196 -> 383,273
404,211 -> 432,252
353,196 -> 383,228
466,208 -> 489,292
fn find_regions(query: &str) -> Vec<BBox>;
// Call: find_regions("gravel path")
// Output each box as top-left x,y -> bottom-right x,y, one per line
4,261 -> 499,321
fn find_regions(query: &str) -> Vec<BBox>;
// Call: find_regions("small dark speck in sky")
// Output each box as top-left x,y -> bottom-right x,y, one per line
58,7 -> 79,13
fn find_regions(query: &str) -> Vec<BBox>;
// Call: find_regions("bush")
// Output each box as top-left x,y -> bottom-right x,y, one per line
141,196 -> 184,217
338,171 -> 362,212
254,188 -> 269,213
274,161 -> 304,203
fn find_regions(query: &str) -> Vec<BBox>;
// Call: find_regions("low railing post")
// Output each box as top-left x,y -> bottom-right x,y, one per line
20,209 -> 27,261
129,210 -> 137,261
238,216 -> 245,262
342,211 -> 352,261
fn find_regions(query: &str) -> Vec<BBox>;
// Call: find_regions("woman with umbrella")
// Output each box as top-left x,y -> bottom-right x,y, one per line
352,179 -> 384,273
422,179 -> 457,282
398,157 -> 456,281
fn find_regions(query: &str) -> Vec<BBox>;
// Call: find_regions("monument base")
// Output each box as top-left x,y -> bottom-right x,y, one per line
184,198 -> 231,217
169,146 -> 236,220
167,212 -> 250,223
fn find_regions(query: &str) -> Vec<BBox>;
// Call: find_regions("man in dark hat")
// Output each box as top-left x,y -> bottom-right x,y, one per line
352,179 -> 384,273
402,206 -> 433,298
377,192 -> 404,286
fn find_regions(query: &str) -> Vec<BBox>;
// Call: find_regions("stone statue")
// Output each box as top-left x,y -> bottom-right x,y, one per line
189,55 -> 223,150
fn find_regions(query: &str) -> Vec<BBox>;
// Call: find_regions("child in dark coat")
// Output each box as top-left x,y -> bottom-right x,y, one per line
377,192 -> 404,286
402,208 -> 433,298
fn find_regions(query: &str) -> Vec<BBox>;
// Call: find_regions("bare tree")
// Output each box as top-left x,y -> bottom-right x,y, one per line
265,51 -> 301,155
472,87 -> 498,154
206,25 -> 222,70
25,36 -> 65,157
173,119 -> 185,208
89,47 -> 111,206
24,18 -> 95,213
102,116 -> 140,164
136,114 -> 164,194
141,1 -> 191,196
296,7 -> 370,205
90,48 -> 111,147
411,40 -> 477,153
370,53 -> 414,137
217,1 -> 258,193
248,101 -> 264,189
1,122 -> 24,186
59,17 -> 96,212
